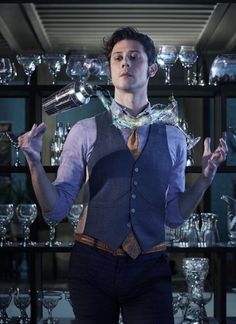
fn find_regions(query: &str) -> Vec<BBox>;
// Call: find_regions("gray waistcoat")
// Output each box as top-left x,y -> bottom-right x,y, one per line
84,111 -> 172,251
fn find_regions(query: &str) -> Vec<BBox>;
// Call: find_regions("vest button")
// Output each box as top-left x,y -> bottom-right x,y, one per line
134,167 -> 139,172
133,180 -> 138,186
127,222 -> 131,228
131,208 -> 136,213
131,194 -> 136,199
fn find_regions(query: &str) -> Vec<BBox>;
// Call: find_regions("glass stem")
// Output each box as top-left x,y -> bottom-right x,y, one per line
165,67 -> 171,85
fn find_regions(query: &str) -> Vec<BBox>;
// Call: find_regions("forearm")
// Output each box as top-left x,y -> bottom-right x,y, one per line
178,174 -> 212,220
28,160 -> 57,213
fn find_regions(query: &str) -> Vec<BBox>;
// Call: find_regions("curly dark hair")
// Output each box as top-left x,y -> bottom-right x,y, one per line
103,26 -> 157,66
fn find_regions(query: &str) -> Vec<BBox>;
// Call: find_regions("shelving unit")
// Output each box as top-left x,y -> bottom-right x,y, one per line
0,82 -> 236,323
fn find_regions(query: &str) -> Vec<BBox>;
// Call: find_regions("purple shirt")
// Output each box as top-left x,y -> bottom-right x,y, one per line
45,100 -> 187,227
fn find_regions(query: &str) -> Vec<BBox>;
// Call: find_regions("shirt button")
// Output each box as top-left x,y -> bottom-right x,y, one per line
131,208 -> 136,213
133,180 -> 138,186
131,194 -> 136,199
134,167 -> 139,172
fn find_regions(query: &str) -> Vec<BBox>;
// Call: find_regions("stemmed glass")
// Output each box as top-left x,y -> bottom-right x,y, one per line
0,288 -> 12,323
157,45 -> 178,85
4,62 -> 17,85
66,54 -> 89,81
0,204 -> 14,246
0,58 -> 13,85
16,204 -> 38,247
67,204 -> 83,232
13,288 -> 31,323
4,131 -> 21,166
40,290 -> 63,324
42,216 -> 61,247
42,54 -> 66,85
178,46 -> 198,85
16,54 -> 41,85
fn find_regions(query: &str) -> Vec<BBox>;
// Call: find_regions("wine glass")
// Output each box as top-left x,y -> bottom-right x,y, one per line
0,204 -> 14,246
16,204 -> 37,247
42,216 -> 61,247
96,55 -> 111,84
40,290 -> 63,324
13,288 -> 31,323
157,45 -> 178,85
0,58 -> 13,85
4,62 -> 17,85
42,54 -> 66,85
66,54 -> 89,81
4,131 -> 21,166
0,288 -> 12,323
16,54 -> 41,85
67,204 -> 83,232
178,46 -> 198,85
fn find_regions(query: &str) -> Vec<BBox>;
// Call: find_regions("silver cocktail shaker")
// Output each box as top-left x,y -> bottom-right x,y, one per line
42,81 -> 94,115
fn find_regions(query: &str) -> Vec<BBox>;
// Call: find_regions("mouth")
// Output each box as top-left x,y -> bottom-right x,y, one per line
120,72 -> 132,78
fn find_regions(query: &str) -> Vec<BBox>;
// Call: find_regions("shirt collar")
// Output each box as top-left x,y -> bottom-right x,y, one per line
110,99 -> 151,117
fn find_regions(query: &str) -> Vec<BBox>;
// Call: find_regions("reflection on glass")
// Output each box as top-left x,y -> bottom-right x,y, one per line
178,46 -> 198,85
67,204 -> 83,231
0,58 -> 13,85
0,204 -> 14,246
13,288 -> 31,323
40,290 -> 63,324
16,54 -> 41,85
157,45 -> 178,85
42,54 -> 66,85
66,54 -> 88,81
16,204 -> 37,246
0,288 -> 12,323
43,216 -> 61,247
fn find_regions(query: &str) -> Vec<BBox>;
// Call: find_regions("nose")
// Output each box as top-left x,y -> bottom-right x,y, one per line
122,56 -> 130,67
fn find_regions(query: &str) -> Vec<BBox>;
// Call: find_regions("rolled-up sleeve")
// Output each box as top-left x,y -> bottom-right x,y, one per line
165,126 -> 187,227
43,117 -> 96,221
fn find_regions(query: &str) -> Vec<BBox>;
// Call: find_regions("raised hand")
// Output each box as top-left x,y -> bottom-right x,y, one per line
202,132 -> 228,182
18,122 -> 47,163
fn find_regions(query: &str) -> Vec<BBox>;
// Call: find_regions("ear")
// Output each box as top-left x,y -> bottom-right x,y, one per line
148,63 -> 158,78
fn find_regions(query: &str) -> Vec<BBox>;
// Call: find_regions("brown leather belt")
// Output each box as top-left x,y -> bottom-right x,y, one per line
74,233 -> 166,257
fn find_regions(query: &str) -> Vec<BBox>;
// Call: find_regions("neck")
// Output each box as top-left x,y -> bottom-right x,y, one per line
114,88 -> 148,116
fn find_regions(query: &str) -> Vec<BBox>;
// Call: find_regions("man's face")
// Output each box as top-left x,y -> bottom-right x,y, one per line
110,39 -> 150,92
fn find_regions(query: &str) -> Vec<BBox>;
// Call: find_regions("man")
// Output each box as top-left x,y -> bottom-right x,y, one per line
18,27 -> 227,323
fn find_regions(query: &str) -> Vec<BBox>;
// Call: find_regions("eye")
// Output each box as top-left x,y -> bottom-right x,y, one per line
113,55 -> 122,61
130,53 -> 139,60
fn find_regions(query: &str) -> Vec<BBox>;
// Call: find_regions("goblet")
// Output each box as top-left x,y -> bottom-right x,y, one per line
67,204 -> 83,232
40,290 -> 63,324
0,58 -> 13,85
178,46 -> 198,85
66,54 -> 89,81
0,204 -> 14,246
157,45 -> 178,85
0,288 -> 12,323
4,62 -> 17,85
221,195 -> 236,245
4,131 -> 21,166
16,204 -> 37,246
182,258 -> 210,323
42,54 -> 66,85
13,288 -> 31,323
16,54 -> 41,85
42,216 -> 61,247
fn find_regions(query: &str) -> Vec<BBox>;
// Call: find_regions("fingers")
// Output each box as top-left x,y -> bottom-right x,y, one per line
30,122 -> 47,137
203,137 -> 211,156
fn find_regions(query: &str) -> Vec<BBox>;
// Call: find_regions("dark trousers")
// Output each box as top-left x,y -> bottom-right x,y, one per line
68,242 -> 174,324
